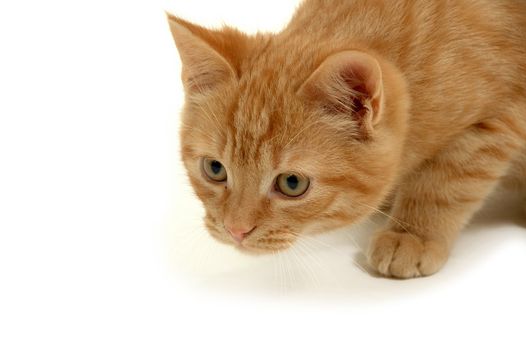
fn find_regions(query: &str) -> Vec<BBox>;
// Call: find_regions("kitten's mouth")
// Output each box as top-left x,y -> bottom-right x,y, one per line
206,224 -> 296,254
204,216 -> 297,253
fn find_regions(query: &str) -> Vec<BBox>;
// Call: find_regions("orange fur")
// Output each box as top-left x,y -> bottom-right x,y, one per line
168,0 -> 526,277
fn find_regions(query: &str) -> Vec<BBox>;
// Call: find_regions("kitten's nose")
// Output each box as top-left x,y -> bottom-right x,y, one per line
226,225 -> 255,243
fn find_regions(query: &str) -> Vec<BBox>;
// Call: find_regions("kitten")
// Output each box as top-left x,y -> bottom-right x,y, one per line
167,0 -> 526,278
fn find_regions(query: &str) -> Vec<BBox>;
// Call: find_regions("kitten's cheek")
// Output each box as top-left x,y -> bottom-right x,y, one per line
302,217 -> 352,235
204,223 -> 231,244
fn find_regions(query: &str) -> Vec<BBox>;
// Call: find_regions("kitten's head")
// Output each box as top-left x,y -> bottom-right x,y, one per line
168,15 -> 408,253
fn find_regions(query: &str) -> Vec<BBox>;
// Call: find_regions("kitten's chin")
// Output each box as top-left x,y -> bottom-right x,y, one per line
207,230 -> 293,255
235,241 -> 294,256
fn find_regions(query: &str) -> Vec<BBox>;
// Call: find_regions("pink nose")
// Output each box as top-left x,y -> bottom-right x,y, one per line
226,225 -> 255,243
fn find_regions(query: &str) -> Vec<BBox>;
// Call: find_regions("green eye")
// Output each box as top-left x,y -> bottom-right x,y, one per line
276,173 -> 310,197
202,158 -> 227,182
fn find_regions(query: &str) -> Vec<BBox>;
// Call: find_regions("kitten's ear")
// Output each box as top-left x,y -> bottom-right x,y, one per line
167,14 -> 243,94
298,51 -> 384,140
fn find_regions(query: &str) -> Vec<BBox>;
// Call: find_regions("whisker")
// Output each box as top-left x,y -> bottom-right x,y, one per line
293,237 -> 348,288
271,249 -> 280,290
293,232 -> 369,275
293,232 -> 338,250
277,250 -> 287,292
282,119 -> 324,151
292,240 -> 326,286
353,200 -> 412,233
289,244 -> 320,288
282,250 -> 295,289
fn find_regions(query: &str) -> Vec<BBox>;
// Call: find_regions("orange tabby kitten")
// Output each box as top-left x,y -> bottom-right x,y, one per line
167,0 -> 526,278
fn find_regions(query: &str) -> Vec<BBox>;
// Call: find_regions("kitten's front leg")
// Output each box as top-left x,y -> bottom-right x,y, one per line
368,117 -> 526,278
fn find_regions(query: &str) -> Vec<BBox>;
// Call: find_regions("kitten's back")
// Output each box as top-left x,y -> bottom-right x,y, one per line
280,0 -> 526,158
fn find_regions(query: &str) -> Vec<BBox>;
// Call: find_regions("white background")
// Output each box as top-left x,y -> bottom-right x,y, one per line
1,0 -> 525,349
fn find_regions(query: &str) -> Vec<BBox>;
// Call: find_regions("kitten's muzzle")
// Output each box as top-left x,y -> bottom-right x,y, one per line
225,224 -> 256,243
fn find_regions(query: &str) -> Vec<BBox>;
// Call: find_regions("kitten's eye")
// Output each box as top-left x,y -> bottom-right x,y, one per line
276,173 -> 310,197
202,158 -> 227,182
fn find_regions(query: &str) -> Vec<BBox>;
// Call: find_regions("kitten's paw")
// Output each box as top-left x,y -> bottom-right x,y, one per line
367,230 -> 449,279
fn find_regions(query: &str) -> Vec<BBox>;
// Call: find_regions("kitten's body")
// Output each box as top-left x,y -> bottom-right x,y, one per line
273,0 -> 526,176
168,0 -> 526,278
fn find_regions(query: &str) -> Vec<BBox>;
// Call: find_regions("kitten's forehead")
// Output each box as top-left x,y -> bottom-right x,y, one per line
226,104 -> 277,169
218,45 -> 333,171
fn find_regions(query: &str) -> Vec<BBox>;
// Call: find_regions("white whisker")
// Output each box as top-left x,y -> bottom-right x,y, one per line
289,244 -> 320,288
354,201 -> 412,233
282,119 -> 324,151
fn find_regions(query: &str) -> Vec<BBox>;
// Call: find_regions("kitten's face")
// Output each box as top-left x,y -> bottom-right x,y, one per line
170,16 -> 405,253
180,78 -> 398,253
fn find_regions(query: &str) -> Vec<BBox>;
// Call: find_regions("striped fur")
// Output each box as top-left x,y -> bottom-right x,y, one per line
168,0 -> 526,277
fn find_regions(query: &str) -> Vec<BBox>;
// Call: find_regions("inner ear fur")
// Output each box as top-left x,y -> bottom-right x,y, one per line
298,50 -> 384,140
